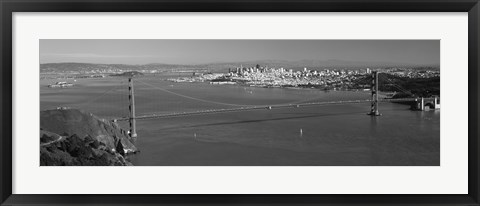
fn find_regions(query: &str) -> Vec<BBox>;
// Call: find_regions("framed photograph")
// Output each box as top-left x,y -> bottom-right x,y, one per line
1,0 -> 479,205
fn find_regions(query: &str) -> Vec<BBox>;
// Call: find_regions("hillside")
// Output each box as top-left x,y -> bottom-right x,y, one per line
40,62 -> 196,73
40,108 -> 138,166
110,71 -> 144,77
356,73 -> 440,97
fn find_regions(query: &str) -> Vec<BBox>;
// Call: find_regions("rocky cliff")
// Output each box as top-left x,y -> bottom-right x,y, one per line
40,109 -> 138,166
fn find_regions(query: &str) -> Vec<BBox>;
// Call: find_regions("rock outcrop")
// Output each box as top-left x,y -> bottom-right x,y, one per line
40,109 -> 138,166
41,134 -> 132,166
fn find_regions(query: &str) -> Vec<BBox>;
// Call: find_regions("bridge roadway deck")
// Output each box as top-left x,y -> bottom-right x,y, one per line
115,98 -> 431,121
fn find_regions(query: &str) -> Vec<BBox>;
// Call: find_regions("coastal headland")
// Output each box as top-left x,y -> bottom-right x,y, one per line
40,108 -> 138,166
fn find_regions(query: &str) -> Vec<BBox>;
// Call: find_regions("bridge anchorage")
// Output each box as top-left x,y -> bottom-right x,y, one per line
413,97 -> 440,111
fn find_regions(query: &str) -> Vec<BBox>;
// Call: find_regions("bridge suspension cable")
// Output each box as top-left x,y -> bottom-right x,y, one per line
378,75 -> 415,96
136,79 -> 352,108
137,79 -> 260,107
78,83 -> 126,106
72,78 -> 130,119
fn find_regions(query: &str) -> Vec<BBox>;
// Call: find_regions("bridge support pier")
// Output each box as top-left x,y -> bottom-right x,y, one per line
128,77 -> 138,140
368,71 -> 381,116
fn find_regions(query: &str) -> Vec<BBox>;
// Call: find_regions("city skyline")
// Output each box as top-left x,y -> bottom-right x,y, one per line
40,40 -> 440,66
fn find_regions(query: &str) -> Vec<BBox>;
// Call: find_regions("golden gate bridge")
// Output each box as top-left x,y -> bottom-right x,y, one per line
81,71 -> 440,140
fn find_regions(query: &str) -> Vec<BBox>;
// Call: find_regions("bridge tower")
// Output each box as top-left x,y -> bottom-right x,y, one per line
128,77 -> 138,140
368,71 -> 381,116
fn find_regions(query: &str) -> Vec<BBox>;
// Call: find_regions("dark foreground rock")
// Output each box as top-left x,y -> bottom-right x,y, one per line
40,109 -> 138,166
41,134 -> 132,166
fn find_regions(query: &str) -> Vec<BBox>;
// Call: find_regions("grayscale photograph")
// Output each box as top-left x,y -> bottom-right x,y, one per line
39,39 -> 440,166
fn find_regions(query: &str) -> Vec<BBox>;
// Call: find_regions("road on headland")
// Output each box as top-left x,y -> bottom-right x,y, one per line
41,135 -> 65,147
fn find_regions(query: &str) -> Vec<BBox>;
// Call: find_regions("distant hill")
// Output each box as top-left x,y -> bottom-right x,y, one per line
40,60 -> 439,73
40,62 -> 198,73
110,71 -> 144,77
40,62 -> 133,72
357,73 -> 440,97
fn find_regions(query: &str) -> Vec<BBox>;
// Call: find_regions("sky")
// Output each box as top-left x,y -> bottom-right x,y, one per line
40,40 -> 440,66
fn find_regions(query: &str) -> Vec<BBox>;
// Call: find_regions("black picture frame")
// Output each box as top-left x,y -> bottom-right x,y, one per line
1,0 -> 479,205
